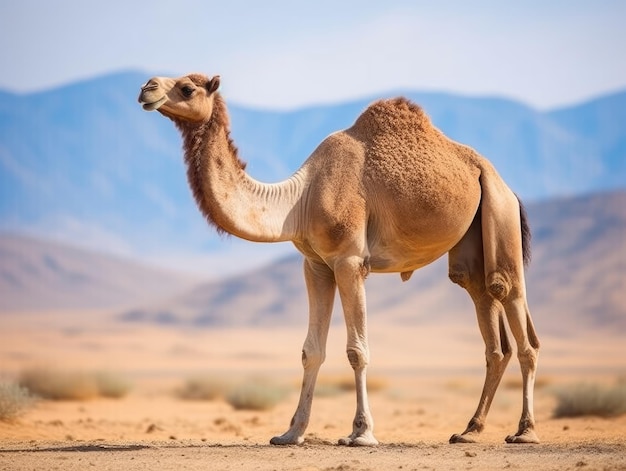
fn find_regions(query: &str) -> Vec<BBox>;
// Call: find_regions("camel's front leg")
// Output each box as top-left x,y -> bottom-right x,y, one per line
335,256 -> 378,447
270,259 -> 335,445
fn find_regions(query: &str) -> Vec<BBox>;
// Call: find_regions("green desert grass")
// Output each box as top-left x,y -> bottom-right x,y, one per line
18,367 -> 131,401
0,379 -> 37,421
552,381 -> 626,418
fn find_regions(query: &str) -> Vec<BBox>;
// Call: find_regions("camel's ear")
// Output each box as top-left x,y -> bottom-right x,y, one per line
207,75 -> 220,94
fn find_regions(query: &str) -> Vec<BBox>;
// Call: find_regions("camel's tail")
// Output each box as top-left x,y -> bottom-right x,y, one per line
517,195 -> 532,267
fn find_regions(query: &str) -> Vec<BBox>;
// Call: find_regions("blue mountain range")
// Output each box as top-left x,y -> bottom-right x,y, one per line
1,71 -> 624,263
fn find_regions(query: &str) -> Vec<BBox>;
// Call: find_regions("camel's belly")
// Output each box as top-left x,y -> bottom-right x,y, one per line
367,236 -> 454,273
366,186 -> 480,274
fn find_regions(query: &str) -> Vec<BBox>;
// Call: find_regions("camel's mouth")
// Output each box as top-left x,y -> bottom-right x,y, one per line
141,96 -> 168,111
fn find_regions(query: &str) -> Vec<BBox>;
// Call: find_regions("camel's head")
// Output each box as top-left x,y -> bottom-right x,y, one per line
138,73 -> 221,123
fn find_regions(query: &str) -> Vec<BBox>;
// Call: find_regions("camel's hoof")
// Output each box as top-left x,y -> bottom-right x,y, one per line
270,434 -> 304,446
449,433 -> 478,444
505,429 -> 540,444
338,434 -> 379,447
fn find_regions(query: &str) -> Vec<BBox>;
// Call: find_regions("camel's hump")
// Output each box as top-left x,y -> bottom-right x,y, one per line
353,97 -> 433,134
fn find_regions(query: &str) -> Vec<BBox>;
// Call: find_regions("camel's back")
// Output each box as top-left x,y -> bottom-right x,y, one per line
351,97 -> 434,138
348,98 -> 481,207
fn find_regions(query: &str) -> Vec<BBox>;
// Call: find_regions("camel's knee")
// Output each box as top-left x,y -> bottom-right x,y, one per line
346,348 -> 368,370
486,272 -> 511,301
302,347 -> 324,370
517,346 -> 539,371
485,349 -> 510,370
501,340 -> 514,364
449,264 -> 470,289
334,255 -> 370,280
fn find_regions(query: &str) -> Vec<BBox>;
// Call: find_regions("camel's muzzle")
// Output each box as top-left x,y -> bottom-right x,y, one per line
138,80 -> 167,111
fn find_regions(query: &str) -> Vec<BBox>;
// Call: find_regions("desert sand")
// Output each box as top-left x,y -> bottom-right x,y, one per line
1,311 -> 625,470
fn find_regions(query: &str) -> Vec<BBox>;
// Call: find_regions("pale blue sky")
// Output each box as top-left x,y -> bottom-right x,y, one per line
1,0 -> 625,110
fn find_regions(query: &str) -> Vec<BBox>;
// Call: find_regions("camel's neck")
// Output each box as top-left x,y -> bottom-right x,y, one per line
176,98 -> 306,243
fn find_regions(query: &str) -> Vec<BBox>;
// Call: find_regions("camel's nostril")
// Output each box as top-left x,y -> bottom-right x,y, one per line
141,80 -> 159,92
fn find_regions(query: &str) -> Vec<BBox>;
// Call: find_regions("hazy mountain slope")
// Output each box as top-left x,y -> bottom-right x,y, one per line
1,71 -> 625,264
0,72 -> 204,256
120,191 -> 626,336
0,234 -> 197,311
547,91 -> 626,176
526,190 -> 626,332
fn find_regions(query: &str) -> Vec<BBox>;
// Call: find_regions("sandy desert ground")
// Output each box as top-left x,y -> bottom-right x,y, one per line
1,312 -> 625,470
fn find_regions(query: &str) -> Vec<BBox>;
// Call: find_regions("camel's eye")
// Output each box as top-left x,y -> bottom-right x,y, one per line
181,86 -> 194,98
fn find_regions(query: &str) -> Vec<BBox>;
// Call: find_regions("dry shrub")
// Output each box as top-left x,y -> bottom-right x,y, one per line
226,378 -> 290,411
553,382 -> 626,418
0,380 -> 37,421
443,378 -> 473,392
503,375 -> 552,390
18,368 -> 131,400
19,368 -> 98,400
313,381 -> 344,398
316,374 -> 388,395
94,371 -> 132,398
176,376 -> 232,401
315,374 -> 353,396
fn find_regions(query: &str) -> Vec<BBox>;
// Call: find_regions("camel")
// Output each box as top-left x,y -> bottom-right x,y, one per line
137,73 -> 540,446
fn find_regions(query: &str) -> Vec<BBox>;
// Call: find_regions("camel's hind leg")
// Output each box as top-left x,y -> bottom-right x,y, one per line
448,208 -> 513,444
270,258 -> 335,445
480,174 -> 540,444
501,296 -> 540,443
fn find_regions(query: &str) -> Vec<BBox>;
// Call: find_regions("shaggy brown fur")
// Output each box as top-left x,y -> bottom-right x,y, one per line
170,93 -> 246,234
